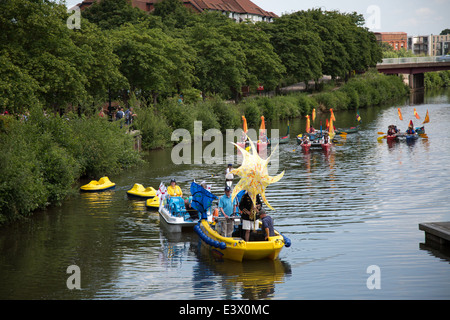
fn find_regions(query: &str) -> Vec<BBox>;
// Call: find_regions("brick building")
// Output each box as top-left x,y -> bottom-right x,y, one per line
78,0 -> 278,22
374,32 -> 408,51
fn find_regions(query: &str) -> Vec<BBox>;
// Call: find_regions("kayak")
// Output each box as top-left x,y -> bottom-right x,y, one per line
195,219 -> 291,262
127,183 -> 157,198
270,135 -> 290,145
159,196 -> 212,232
80,176 -> 115,192
301,141 -> 311,152
336,126 -> 359,134
321,143 -> 332,152
387,135 -> 398,142
405,133 -> 419,141
415,126 -> 425,134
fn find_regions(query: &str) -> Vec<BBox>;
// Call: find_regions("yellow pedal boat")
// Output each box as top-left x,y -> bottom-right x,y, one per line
80,176 -> 115,192
126,183 -> 157,198
146,196 -> 160,209
195,219 -> 290,262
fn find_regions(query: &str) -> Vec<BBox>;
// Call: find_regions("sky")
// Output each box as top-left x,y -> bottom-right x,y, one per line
64,0 -> 450,36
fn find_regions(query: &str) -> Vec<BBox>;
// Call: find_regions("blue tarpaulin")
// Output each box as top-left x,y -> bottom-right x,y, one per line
190,182 -> 218,219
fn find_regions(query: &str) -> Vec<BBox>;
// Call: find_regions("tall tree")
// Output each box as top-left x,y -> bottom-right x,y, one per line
184,13 -> 247,100
82,0 -> 149,30
265,12 -> 324,90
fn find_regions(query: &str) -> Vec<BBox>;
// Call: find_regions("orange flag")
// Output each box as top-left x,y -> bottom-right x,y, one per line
330,108 -> 336,122
312,108 -> 316,122
329,117 -> 335,139
260,116 -> 266,131
398,108 -> 403,121
422,110 -> 430,124
242,116 -> 248,133
306,115 -> 310,133
414,108 -> 420,119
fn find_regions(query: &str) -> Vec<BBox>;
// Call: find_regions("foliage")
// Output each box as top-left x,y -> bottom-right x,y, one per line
425,71 -> 450,88
0,112 -> 142,225
82,0 -> 149,30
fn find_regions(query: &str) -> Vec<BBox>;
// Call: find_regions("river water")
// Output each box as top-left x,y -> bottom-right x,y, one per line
0,89 -> 449,300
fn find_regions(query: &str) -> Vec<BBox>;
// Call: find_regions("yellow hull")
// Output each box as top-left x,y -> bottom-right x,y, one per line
197,219 -> 285,262
146,196 -> 160,208
126,183 -> 157,198
80,177 -> 115,191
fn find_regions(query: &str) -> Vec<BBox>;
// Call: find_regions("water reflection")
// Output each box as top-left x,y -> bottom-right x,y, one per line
194,245 -> 292,300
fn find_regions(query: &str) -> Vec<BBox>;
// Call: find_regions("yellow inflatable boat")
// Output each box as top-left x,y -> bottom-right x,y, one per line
195,219 -> 290,262
80,177 -> 115,192
146,196 -> 160,209
126,183 -> 157,198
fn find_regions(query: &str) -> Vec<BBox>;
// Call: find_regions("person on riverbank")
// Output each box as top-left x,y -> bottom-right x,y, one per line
260,209 -> 275,240
124,107 -> 136,126
167,179 -> 182,197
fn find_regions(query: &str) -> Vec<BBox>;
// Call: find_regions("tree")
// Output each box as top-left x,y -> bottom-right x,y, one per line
227,22 -> 285,92
0,0 -> 89,111
82,0 -> 149,30
440,29 -> 450,35
265,12 -> 324,90
111,22 -> 195,104
184,14 -> 247,100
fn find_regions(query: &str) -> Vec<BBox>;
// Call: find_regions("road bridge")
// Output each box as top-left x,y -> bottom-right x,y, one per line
376,57 -> 450,90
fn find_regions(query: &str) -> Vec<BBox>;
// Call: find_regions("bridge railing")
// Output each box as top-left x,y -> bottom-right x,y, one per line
379,56 -> 438,65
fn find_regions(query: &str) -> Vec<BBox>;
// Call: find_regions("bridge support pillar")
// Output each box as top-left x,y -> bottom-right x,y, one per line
408,73 -> 424,91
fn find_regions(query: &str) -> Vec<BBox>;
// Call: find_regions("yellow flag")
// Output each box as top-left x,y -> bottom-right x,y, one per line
312,109 -> 316,122
306,115 -> 310,133
414,108 -> 420,119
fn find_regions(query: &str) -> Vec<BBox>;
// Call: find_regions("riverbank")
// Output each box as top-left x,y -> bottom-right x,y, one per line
0,109 -> 142,225
134,70 -> 409,150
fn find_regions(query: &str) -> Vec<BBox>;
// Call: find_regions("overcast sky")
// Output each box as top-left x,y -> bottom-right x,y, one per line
65,0 -> 450,36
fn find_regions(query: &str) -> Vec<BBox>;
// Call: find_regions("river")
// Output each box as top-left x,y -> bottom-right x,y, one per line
0,89 -> 449,300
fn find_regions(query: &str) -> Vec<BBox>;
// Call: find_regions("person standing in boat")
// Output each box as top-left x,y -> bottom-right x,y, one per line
239,192 -> 262,242
167,179 -> 182,197
218,186 -> 235,237
260,209 -> 275,240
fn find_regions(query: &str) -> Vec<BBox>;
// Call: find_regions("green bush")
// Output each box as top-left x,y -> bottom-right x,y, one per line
0,112 -> 142,225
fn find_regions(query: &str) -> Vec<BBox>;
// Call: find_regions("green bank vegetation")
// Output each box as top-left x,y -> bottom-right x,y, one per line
0,110 -> 142,225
